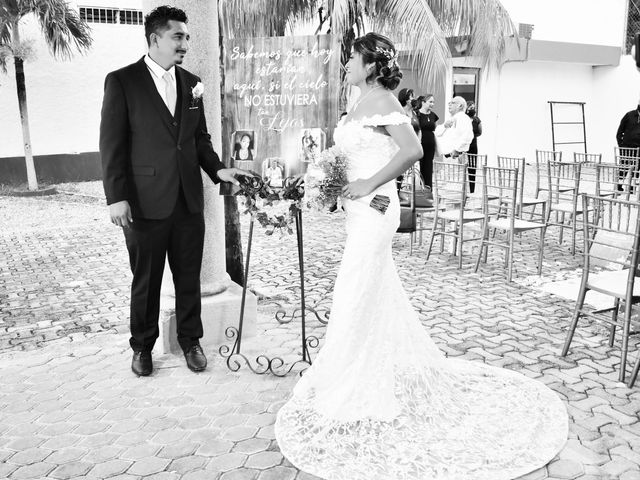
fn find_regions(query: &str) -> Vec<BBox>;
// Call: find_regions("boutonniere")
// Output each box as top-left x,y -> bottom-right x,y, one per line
190,82 -> 204,108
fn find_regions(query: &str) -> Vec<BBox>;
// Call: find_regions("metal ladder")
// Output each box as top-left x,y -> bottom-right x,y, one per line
548,101 -> 587,154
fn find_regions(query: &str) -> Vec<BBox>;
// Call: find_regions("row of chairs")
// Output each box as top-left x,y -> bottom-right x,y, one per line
424,159 -> 640,281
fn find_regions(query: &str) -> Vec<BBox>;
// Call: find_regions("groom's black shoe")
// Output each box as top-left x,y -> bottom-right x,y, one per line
184,345 -> 207,372
131,351 -> 153,376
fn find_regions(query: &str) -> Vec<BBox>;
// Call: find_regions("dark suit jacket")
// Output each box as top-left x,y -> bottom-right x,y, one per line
616,108 -> 640,148
100,57 -> 225,219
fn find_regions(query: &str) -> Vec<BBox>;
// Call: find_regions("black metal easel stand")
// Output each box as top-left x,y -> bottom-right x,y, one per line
219,209 -> 320,376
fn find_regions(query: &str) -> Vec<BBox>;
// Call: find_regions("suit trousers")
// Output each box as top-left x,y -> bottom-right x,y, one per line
123,192 -> 205,353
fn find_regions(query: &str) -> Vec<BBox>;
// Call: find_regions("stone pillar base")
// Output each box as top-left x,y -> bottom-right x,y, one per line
157,282 -> 257,355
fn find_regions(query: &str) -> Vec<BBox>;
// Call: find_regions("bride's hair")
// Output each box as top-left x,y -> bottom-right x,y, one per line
353,33 -> 402,90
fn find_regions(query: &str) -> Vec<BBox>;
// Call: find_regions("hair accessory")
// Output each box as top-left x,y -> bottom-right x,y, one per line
375,46 -> 398,68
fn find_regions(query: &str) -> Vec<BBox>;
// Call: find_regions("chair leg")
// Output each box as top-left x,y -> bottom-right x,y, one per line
537,227 -> 545,275
504,231 -> 510,269
561,286 -> 589,356
507,231 -> 515,282
473,222 -> 489,272
426,215 -> 439,261
619,301 -> 633,383
559,212 -> 565,245
628,352 -> 640,388
457,222 -> 464,269
608,298 -> 620,347
439,219 -> 445,254
570,213 -> 577,256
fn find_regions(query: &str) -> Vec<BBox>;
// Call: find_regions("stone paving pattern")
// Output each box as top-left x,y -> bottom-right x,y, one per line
1,182 -> 640,479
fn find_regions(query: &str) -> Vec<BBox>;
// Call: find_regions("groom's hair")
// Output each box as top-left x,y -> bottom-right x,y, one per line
144,6 -> 188,46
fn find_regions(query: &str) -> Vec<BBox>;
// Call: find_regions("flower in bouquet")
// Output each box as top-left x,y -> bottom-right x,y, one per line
304,146 -> 349,211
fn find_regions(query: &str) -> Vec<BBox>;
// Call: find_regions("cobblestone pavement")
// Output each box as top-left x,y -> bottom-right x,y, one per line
1,182 -> 640,480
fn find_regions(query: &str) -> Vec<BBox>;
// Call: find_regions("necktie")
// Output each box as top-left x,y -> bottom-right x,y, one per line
163,71 -> 176,116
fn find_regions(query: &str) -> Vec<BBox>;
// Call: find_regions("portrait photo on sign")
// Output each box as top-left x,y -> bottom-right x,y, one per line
230,130 -> 256,171
300,128 -> 325,164
261,157 -> 285,188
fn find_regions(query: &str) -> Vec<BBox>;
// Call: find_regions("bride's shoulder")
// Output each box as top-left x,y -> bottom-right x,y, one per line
358,93 -> 409,126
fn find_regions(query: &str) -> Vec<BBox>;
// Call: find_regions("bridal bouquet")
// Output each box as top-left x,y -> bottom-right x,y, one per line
304,147 -> 390,214
304,146 -> 349,211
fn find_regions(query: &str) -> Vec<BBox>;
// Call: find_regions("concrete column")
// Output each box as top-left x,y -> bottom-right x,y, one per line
142,0 -> 256,353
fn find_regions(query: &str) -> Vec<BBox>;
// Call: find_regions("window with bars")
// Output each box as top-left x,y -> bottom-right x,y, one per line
79,6 -> 143,25
119,9 -> 144,25
626,0 -> 640,53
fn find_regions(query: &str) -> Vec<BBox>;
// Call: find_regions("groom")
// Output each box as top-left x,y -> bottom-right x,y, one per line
100,5 -> 247,376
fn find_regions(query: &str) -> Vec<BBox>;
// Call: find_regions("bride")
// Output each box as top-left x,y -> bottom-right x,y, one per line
275,33 -> 568,480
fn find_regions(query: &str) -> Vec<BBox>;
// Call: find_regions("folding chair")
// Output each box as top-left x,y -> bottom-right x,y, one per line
426,161 -> 484,268
561,194 -> 640,384
546,160 -> 585,255
474,166 -> 547,282
497,155 -> 546,218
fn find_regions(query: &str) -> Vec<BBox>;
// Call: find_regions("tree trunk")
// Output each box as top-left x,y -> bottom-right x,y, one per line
224,195 -> 245,285
13,24 -> 38,191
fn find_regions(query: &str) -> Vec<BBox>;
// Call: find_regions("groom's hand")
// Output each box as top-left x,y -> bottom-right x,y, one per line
217,168 -> 254,186
110,200 -> 132,228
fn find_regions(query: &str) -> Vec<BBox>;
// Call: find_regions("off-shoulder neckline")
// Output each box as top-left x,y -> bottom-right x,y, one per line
339,111 -> 411,127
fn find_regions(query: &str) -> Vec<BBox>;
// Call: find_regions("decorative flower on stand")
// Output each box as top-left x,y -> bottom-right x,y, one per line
235,173 -> 304,236
190,82 -> 204,107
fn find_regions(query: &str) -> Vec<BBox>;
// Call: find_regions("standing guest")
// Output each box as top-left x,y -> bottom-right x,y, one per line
396,88 -> 420,192
416,94 -> 439,189
616,100 -> 640,152
616,100 -> 640,190
100,6 -> 250,376
465,101 -> 482,193
437,96 -> 473,160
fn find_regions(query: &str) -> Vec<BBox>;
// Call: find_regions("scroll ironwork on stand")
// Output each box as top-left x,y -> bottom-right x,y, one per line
219,206 -> 322,377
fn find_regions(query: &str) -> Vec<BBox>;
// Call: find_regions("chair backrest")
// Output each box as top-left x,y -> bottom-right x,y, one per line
497,155 -> 525,206
581,194 -> 640,273
574,152 -> 602,164
578,161 -> 599,195
433,161 -> 468,208
482,166 -> 519,223
547,160 -> 581,205
614,146 -> 640,160
535,150 -> 563,193
463,153 -> 488,195
596,163 -> 635,198
615,155 -> 640,170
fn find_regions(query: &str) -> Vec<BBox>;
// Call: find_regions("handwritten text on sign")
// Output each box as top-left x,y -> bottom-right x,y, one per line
227,41 -> 335,132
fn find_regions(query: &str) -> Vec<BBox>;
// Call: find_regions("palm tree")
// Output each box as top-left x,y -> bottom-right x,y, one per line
0,0 -> 92,191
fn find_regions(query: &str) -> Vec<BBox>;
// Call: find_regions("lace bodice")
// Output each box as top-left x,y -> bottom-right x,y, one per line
333,112 -> 410,181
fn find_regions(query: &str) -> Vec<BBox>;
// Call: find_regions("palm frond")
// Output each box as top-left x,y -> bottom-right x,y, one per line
366,0 -> 451,91
426,0 -> 518,69
33,0 -> 92,60
219,0 -> 317,38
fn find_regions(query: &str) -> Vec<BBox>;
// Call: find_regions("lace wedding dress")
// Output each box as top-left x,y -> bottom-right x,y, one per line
275,112 -> 568,480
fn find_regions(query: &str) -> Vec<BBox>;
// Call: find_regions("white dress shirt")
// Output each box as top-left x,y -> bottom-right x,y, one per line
144,55 -> 176,113
437,110 -> 474,155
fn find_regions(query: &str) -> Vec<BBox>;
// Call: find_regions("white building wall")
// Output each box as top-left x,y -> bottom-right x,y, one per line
0,1 -> 146,158
478,61 -> 594,163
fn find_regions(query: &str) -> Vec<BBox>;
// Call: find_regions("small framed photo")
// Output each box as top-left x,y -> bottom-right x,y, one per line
231,130 -> 256,170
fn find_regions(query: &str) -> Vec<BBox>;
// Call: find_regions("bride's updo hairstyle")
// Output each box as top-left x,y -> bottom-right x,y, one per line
353,32 -> 402,90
